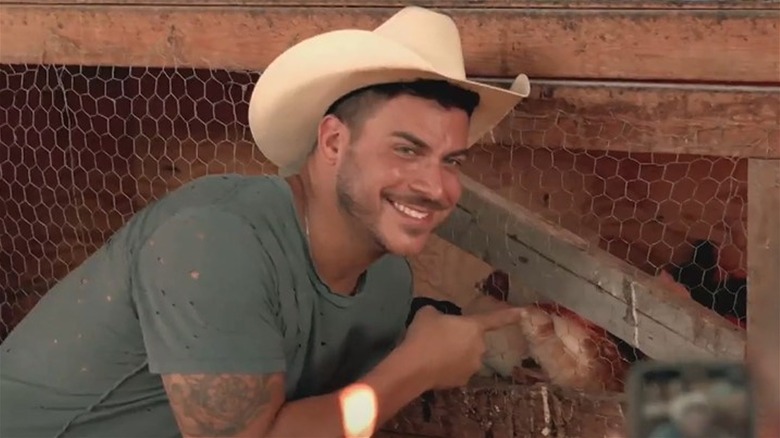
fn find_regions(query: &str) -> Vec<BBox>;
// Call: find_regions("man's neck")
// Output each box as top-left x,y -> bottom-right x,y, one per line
287,174 -> 384,296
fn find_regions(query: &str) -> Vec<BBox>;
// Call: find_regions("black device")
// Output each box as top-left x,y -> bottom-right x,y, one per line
627,360 -> 754,438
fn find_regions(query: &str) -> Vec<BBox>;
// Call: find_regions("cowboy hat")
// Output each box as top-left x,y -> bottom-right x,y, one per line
248,6 -> 531,177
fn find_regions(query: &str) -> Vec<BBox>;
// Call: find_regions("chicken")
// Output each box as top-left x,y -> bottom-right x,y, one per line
460,290 -> 538,380
464,270 -> 629,393
665,240 -> 747,329
515,302 -> 628,393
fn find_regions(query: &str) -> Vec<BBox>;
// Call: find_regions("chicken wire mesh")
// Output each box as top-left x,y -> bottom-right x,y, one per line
0,64 -> 747,402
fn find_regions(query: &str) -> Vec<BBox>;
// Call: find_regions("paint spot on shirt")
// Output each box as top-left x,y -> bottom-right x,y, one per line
190,271 -> 200,280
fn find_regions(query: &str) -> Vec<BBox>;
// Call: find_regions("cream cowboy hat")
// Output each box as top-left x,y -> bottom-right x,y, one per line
248,6 -> 531,177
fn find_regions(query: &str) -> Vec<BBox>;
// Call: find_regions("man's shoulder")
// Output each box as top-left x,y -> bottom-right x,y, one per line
137,173 -> 291,230
124,173 -> 295,261
175,173 -> 285,202
185,173 -> 293,216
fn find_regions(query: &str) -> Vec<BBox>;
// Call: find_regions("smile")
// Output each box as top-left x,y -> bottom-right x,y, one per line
390,200 -> 431,220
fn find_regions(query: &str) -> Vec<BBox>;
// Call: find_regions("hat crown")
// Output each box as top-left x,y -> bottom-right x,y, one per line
246,6 -> 528,176
374,7 -> 466,79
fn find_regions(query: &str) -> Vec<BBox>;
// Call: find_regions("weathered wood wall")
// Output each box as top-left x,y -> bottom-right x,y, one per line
3,2 -> 779,83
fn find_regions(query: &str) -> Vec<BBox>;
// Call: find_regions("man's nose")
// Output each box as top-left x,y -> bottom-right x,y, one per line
408,164 -> 445,203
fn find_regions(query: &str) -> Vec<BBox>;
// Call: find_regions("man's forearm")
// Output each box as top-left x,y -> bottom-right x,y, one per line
266,343 -> 431,437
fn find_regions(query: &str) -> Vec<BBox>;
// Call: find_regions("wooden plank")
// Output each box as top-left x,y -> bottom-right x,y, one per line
381,378 -> 626,438
1,5 -> 778,83
484,80 -> 780,159
436,174 -> 746,361
6,0 -> 779,10
747,159 -> 780,438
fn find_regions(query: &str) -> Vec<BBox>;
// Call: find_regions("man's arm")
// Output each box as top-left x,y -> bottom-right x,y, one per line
162,373 -> 285,438
134,207 -> 290,436
163,340 -> 432,438
269,340 -> 431,437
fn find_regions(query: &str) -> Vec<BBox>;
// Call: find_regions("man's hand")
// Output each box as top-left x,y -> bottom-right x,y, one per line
402,304 -> 526,389
162,372 -> 285,438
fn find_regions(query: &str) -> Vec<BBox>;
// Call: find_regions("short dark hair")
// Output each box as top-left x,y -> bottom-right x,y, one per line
323,79 -> 480,137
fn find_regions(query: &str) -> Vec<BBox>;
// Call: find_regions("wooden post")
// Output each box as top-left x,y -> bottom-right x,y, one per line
747,158 -> 780,438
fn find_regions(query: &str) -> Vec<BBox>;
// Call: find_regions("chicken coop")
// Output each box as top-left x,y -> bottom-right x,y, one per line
1,1 -> 779,437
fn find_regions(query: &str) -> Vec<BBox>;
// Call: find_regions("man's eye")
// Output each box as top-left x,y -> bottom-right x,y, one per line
445,157 -> 464,167
395,146 -> 417,156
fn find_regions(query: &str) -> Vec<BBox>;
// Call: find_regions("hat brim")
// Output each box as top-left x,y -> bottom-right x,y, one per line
247,29 -> 530,177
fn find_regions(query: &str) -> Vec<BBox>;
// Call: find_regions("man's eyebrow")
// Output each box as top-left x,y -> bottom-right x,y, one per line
446,148 -> 470,159
391,131 -> 470,158
391,131 -> 430,151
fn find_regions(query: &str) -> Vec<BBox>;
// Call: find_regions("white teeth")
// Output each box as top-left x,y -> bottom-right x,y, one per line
391,201 -> 430,219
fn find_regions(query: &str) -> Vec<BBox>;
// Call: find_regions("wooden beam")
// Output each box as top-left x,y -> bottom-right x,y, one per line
747,159 -> 780,438
6,0 -> 779,9
437,175 -> 746,361
483,80 -> 780,159
1,5 -> 778,83
381,378 -> 625,438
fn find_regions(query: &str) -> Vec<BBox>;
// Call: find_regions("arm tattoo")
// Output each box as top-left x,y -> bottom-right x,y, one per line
164,373 -> 282,437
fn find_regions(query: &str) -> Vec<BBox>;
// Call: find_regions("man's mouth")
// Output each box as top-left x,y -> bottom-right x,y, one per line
389,199 -> 431,220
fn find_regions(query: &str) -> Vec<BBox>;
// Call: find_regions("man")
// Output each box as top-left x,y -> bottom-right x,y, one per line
0,6 -> 531,437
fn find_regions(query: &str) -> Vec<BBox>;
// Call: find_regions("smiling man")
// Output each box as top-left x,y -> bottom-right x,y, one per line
304,82 -> 472,260
0,6 -> 530,438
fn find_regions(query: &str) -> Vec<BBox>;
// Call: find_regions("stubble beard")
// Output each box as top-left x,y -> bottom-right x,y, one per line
335,148 -> 389,255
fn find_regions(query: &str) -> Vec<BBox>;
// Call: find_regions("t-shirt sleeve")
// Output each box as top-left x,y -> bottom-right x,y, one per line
133,207 -> 286,375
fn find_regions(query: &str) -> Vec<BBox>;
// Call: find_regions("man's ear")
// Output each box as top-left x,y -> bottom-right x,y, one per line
316,115 -> 350,166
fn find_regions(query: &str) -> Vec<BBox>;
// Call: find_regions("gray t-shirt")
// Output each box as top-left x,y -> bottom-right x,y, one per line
0,174 -> 413,437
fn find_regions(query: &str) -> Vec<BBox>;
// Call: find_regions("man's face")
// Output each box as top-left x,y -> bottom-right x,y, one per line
334,94 -> 470,256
